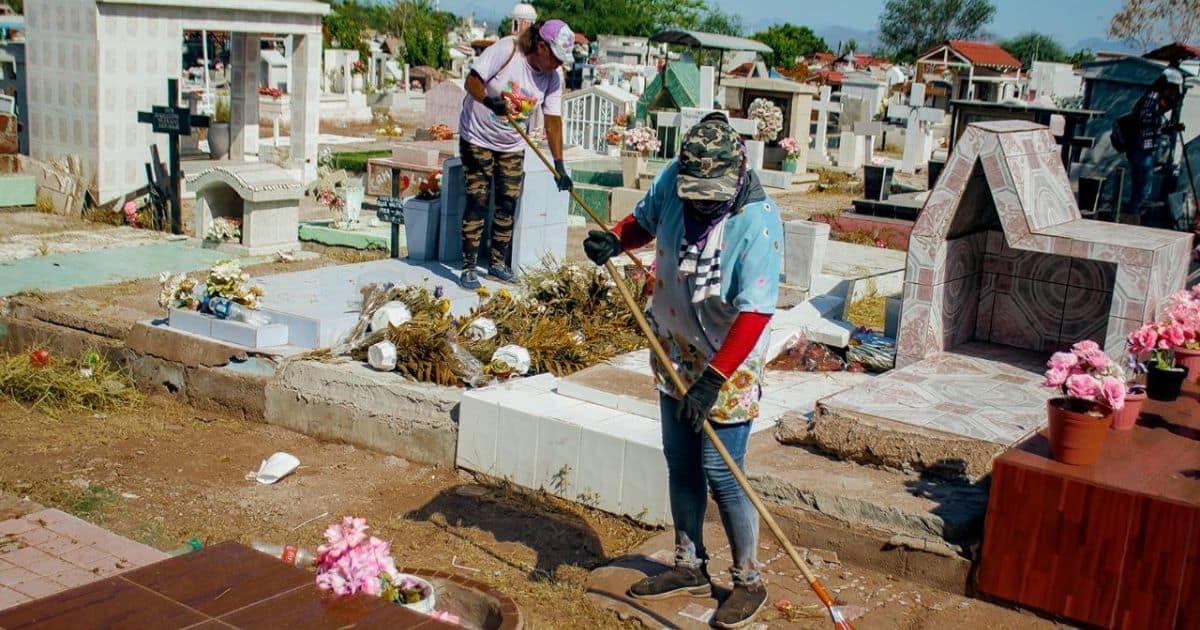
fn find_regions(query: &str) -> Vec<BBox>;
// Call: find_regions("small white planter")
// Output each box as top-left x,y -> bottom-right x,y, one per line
394,573 -> 436,615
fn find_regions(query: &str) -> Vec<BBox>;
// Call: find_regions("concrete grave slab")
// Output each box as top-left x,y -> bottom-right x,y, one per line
814,342 -> 1048,479
252,257 -> 505,349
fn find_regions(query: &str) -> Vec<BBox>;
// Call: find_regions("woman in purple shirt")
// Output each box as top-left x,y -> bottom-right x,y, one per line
456,19 -> 575,288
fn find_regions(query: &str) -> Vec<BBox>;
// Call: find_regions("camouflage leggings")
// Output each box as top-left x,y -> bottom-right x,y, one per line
460,139 -> 524,268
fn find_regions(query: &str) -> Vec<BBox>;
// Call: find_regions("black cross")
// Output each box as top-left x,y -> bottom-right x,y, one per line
137,78 -> 209,235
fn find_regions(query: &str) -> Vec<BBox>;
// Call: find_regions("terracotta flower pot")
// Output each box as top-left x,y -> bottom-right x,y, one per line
1146,364 -> 1187,401
1047,397 -> 1111,466
1110,390 -> 1145,431
1175,347 -> 1200,381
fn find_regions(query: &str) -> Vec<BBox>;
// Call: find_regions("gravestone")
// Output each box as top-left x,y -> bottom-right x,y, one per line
837,131 -> 865,172
839,94 -> 870,134
188,162 -> 302,256
784,220 -> 829,291
136,78 -> 210,235
886,83 -> 944,174
810,86 -> 841,164
422,81 -> 467,133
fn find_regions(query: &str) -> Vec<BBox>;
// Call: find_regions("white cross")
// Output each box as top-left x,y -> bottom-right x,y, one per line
886,83 -> 944,174
811,86 -> 841,161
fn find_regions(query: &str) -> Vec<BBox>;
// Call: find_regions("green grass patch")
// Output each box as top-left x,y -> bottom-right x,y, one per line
52,484 -> 117,523
331,150 -> 391,174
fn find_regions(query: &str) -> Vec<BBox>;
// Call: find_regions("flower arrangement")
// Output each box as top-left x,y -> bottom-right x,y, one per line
374,125 -> 403,137
622,126 -> 661,155
614,113 -> 629,127
747,97 -> 784,143
415,170 -> 442,200
427,124 -> 454,140
351,60 -> 366,75
205,216 -> 242,242
308,149 -> 357,219
778,136 -> 801,159
1042,340 -> 1126,410
1127,287 -> 1200,368
314,517 -> 458,623
258,86 -> 284,100
605,128 -> 623,145
158,272 -> 200,310
205,259 -> 264,310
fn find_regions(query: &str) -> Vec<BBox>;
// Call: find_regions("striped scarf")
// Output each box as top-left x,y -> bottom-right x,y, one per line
677,218 -> 727,304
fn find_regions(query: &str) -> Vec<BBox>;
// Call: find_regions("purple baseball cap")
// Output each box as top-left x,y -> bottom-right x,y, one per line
538,19 -> 575,65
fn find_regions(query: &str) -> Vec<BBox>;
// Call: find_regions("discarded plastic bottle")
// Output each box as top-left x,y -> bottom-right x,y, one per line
251,541 -> 318,567
167,538 -> 203,557
207,297 -> 271,327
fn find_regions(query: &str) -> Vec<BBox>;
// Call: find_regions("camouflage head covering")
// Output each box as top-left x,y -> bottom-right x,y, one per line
677,115 -> 744,202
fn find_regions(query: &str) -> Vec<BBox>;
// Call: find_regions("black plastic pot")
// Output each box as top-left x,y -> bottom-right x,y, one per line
864,165 -> 893,201
1146,364 -> 1187,401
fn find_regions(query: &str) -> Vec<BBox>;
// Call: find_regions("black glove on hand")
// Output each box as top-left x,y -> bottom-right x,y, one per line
677,366 -> 727,433
481,95 -> 509,117
554,159 -> 573,192
583,230 -> 620,266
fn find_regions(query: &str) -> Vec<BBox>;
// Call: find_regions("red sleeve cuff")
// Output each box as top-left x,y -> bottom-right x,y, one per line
611,213 -> 654,251
709,312 -> 772,377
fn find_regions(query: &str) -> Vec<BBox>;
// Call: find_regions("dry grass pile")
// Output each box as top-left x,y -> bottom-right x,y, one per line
815,168 -> 864,195
0,350 -> 141,414
846,286 -> 888,331
348,262 -> 648,386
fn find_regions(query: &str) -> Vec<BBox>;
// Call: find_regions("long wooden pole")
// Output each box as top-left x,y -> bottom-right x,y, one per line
508,117 -> 851,628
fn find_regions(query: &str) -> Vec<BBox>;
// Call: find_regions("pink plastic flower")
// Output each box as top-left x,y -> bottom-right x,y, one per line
1065,373 -> 1100,400
1072,340 -> 1101,354
1047,351 -> 1080,372
1042,367 -> 1070,388
1159,323 -> 1188,349
123,201 -> 137,224
1079,348 -> 1111,371
1128,324 -> 1159,355
319,516 -> 368,559
1100,376 -> 1126,411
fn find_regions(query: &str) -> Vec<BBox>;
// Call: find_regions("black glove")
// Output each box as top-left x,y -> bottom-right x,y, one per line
481,95 -> 509,117
1164,122 -> 1186,134
676,366 -> 727,433
583,230 -> 620,266
553,159 -> 573,192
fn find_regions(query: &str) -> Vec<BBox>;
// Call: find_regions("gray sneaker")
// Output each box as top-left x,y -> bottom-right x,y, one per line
459,268 -> 481,289
627,565 -> 711,600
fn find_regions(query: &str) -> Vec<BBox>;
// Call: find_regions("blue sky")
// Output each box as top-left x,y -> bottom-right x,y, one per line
440,0 -> 1128,49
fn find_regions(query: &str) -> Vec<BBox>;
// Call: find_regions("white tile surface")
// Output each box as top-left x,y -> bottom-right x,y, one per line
620,438 -> 671,525
493,406 -> 540,487
168,308 -> 213,337
574,425 -> 626,514
456,392 -> 500,473
210,319 -> 289,348
534,417 -> 582,498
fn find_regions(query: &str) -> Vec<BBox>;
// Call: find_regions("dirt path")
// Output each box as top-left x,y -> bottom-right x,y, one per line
0,395 -> 651,628
0,391 -> 1066,629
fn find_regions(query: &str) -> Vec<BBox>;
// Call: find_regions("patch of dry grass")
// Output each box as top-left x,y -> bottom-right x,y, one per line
815,169 -> 864,195
0,349 -> 140,415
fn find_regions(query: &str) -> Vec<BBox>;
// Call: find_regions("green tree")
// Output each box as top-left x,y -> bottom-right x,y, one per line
1068,48 -> 1096,66
384,0 -> 456,69
531,0 -> 737,38
695,7 -> 743,37
750,23 -> 828,68
877,0 -> 996,62
1002,32 -> 1068,68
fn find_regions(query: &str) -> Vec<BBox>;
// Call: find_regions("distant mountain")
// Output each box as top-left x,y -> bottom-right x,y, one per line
816,25 -> 882,54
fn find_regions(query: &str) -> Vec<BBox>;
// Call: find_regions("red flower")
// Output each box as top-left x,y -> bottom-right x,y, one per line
29,349 -> 50,368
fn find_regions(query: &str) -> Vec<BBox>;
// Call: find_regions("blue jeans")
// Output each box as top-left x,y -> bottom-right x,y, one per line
1126,148 -> 1156,222
659,394 -> 760,584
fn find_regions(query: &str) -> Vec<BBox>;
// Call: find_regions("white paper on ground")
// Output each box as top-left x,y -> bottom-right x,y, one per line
248,452 -> 300,485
